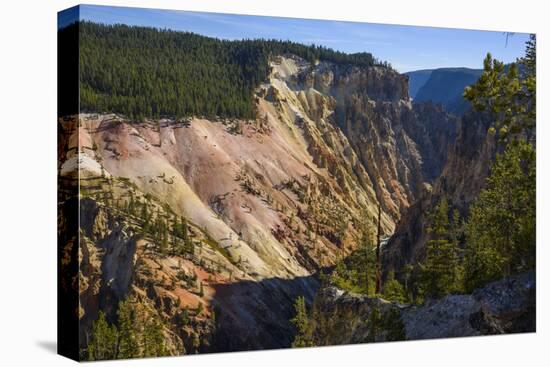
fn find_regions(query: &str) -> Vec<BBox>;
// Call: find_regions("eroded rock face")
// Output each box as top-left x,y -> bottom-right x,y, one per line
471,271 -> 536,334
77,197 -> 214,355
403,294 -> 480,339
307,286 -> 403,344
382,111 -> 495,276
308,272 -> 535,345
273,56 -> 458,221
78,199 -> 139,347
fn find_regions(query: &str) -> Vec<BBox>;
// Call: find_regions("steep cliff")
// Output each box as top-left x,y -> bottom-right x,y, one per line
272,55 -> 458,220
382,110 -> 496,278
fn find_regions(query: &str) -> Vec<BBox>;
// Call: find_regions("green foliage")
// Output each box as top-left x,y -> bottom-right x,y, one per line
464,35 -> 536,139
464,140 -> 536,291
141,201 -> 150,233
159,229 -> 169,255
172,216 -> 193,255
86,297 -> 169,360
291,296 -> 314,347
401,263 -> 415,302
59,22 -> 389,121
198,281 -> 204,297
127,298 -> 168,358
522,35 -> 536,76
88,311 -> 118,361
175,308 -> 190,326
418,198 -> 464,299
330,230 -> 377,295
382,271 -> 407,303
411,36 -> 536,297
462,36 -> 536,291
142,313 -> 167,358
116,298 -> 140,359
365,305 -> 405,342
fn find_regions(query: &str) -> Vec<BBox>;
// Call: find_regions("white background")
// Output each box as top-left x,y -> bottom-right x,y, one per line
0,0 -> 548,365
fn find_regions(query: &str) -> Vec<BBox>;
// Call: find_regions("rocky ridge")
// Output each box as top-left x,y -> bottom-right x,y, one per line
306,271 -> 535,345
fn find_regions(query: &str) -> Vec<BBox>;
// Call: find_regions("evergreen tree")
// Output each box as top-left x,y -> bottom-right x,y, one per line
87,311 -> 118,361
291,296 -> 312,347
59,21 -> 390,121
160,228 -> 169,255
382,271 -> 407,303
330,229 -> 376,295
198,281 -> 204,297
176,216 -> 194,255
463,36 -> 536,291
141,201 -> 150,233
418,198 -> 463,299
196,302 -> 204,316
464,35 -> 536,139
127,194 -> 136,216
382,308 -> 406,341
464,141 -> 536,290
143,314 -> 167,357
117,299 -> 139,359
401,263 -> 414,302
361,229 -> 377,295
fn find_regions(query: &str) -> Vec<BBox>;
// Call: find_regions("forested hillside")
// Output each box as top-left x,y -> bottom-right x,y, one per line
67,22 -> 391,120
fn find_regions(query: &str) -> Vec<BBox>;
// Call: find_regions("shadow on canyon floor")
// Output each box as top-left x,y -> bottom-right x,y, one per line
207,274 -> 320,353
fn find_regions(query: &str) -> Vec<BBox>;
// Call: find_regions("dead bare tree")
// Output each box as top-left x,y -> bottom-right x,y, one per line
375,202 -> 382,294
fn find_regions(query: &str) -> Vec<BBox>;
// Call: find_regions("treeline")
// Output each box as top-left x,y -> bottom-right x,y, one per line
63,21 -> 388,121
59,21 -> 391,120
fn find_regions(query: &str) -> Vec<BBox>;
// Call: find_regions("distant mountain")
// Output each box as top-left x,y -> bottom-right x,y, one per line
406,69 -> 434,99
405,67 -> 482,115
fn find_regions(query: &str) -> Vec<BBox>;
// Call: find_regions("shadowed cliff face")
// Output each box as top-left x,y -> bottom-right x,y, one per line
382,110 -> 496,278
209,275 -> 319,352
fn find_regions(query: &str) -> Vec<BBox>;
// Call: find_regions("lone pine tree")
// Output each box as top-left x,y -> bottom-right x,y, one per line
291,296 -> 313,347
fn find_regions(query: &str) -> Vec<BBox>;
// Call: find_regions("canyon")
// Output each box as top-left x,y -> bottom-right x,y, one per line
59,54 -> 462,353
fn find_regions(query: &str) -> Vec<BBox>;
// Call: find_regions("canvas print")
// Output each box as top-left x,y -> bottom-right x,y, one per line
57,4 -> 536,361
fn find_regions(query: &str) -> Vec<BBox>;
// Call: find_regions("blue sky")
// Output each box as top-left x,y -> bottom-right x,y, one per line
59,4 -> 530,72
